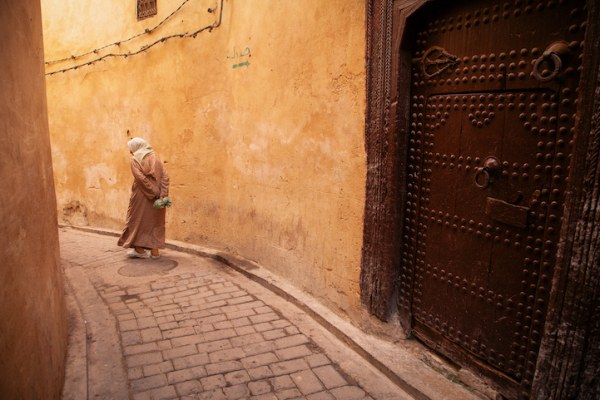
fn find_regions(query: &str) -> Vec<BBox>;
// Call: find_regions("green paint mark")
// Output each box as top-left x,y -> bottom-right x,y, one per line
232,61 -> 250,69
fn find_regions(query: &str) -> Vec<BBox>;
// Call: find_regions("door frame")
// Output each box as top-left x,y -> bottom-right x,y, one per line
360,0 -> 600,398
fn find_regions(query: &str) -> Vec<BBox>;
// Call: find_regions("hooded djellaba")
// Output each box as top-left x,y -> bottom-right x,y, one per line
118,137 -> 170,259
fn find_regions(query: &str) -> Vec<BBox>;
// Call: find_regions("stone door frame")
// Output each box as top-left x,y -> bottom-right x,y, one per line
360,0 -> 600,398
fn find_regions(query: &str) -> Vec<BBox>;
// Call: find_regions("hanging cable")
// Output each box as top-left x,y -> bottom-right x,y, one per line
45,0 -> 192,65
45,0 -> 224,76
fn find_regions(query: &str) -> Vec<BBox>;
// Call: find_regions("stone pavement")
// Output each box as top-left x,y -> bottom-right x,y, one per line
59,228 -> 414,400
60,227 -> 492,400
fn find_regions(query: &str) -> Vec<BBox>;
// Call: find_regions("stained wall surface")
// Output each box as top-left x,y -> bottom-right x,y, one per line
42,0 -> 367,318
0,0 -> 67,398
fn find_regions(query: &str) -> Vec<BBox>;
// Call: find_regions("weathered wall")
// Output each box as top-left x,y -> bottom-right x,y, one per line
0,1 -> 67,398
42,0 -> 367,318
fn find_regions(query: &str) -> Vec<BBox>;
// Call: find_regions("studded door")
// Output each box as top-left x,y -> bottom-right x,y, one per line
401,0 -> 586,397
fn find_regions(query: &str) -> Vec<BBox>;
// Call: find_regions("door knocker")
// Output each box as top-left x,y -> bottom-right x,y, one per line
417,46 -> 459,79
532,41 -> 569,82
474,157 -> 501,189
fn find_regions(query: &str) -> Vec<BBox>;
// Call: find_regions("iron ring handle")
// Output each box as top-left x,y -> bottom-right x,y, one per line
532,51 -> 562,82
474,167 -> 491,189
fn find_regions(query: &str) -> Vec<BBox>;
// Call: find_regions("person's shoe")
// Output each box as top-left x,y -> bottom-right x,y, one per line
127,248 -> 148,258
150,249 -> 160,259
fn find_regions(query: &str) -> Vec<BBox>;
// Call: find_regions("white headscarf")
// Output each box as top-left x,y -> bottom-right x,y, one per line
127,137 -> 154,164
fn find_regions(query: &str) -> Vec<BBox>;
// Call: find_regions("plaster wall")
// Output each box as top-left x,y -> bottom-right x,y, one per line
42,0 -> 367,318
0,0 -> 67,398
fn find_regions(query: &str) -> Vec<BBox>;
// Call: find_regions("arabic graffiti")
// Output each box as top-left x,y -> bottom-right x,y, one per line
228,46 -> 251,69
227,46 -> 252,59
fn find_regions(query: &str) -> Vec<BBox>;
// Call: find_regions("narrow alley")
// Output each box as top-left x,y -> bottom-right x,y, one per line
59,227 -> 484,400
3,1 -> 599,399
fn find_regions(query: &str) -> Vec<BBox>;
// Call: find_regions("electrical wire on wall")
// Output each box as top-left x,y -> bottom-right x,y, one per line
45,0 -> 224,76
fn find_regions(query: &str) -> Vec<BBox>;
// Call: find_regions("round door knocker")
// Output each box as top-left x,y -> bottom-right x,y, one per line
474,157 -> 501,189
474,167 -> 491,188
532,41 -> 569,83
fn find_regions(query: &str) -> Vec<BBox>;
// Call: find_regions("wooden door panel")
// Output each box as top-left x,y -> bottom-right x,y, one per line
402,0 -> 586,397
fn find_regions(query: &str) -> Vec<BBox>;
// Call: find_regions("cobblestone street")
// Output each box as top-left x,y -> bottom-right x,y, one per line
59,228 -> 415,400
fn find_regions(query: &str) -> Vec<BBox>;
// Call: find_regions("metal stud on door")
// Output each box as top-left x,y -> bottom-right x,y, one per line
401,1 -> 586,398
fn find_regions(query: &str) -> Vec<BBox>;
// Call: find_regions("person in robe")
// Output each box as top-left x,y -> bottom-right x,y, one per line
118,137 -> 170,259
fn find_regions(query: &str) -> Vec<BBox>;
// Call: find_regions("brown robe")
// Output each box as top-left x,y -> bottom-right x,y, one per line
118,154 -> 170,249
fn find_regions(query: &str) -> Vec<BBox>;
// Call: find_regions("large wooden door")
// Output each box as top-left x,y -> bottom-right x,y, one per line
401,0 -> 587,397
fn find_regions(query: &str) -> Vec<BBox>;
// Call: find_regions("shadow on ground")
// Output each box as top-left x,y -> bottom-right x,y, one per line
118,257 -> 179,277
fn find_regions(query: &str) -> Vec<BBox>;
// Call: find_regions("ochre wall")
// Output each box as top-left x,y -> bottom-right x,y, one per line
0,1 -> 67,398
42,0 -> 367,318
